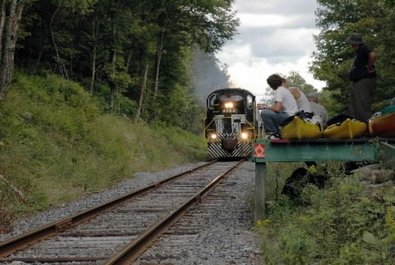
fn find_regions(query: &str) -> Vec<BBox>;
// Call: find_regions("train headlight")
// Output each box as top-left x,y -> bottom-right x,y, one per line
224,102 -> 234,109
223,102 -> 237,113
241,132 -> 249,140
209,133 -> 217,140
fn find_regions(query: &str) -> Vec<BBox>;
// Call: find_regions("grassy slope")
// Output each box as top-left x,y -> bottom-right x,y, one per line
0,73 -> 206,227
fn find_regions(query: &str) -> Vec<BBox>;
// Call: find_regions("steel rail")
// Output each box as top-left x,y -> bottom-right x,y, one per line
104,159 -> 244,265
0,161 -> 216,259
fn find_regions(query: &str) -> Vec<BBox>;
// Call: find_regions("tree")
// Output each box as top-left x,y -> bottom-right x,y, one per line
286,71 -> 316,95
0,0 -> 25,100
7,0 -> 239,132
311,0 -> 394,111
141,0 -> 238,121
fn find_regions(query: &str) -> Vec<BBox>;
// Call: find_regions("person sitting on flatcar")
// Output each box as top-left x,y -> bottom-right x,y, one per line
261,74 -> 298,137
289,87 -> 312,114
307,92 -> 329,129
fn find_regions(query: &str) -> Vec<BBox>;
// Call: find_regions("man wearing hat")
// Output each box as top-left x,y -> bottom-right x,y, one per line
347,32 -> 377,122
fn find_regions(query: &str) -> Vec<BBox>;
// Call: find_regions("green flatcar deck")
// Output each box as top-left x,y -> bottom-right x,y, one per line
251,138 -> 395,220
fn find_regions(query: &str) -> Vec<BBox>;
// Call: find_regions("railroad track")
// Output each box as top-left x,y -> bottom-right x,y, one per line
133,162 -> 260,265
0,160 -> 245,264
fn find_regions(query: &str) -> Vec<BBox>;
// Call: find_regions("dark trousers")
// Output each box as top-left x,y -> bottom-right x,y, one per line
349,78 -> 376,122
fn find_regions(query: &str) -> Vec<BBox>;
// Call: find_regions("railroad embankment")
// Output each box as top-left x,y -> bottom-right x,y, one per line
0,73 -> 206,230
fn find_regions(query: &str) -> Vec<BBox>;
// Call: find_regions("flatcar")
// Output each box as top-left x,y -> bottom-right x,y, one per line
204,88 -> 257,159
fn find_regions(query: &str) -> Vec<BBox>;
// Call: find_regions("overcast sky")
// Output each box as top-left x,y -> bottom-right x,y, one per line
216,0 -> 326,100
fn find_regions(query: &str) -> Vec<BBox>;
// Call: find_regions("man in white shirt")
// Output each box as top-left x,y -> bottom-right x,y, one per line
261,74 -> 298,135
307,92 -> 329,128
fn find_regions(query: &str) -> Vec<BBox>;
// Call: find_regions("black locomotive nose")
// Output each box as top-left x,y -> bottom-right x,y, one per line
221,138 -> 237,151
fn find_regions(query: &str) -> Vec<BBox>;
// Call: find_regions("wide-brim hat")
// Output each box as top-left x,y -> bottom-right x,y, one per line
346,33 -> 363,45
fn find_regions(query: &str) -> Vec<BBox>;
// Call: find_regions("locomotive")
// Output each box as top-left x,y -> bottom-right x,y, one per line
204,88 -> 257,159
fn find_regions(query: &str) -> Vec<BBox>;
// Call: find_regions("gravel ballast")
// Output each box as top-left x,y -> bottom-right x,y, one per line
0,161 -> 262,265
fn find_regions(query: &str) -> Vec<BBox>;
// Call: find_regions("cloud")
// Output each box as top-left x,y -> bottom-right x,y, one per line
236,0 -> 317,15
233,27 -> 319,64
224,50 -> 326,101
238,13 -> 316,29
216,0 -> 326,96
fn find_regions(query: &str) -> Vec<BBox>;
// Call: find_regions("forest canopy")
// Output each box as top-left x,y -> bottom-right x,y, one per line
0,0 -> 238,131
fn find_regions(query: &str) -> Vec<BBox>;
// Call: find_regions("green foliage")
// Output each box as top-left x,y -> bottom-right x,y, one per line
319,89 -> 345,118
257,167 -> 395,265
312,0 -> 395,113
280,225 -> 318,265
0,73 -> 205,224
286,71 -> 316,95
10,72 -> 99,137
10,0 -> 237,115
16,0 -> 236,129
152,122 -> 207,161
159,83 -> 205,133
63,0 -> 97,13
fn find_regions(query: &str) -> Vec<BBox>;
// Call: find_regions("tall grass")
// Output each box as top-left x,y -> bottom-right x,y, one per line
257,162 -> 395,265
0,72 -> 205,226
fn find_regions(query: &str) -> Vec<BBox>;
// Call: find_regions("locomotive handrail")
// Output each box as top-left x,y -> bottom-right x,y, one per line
203,119 -> 215,131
